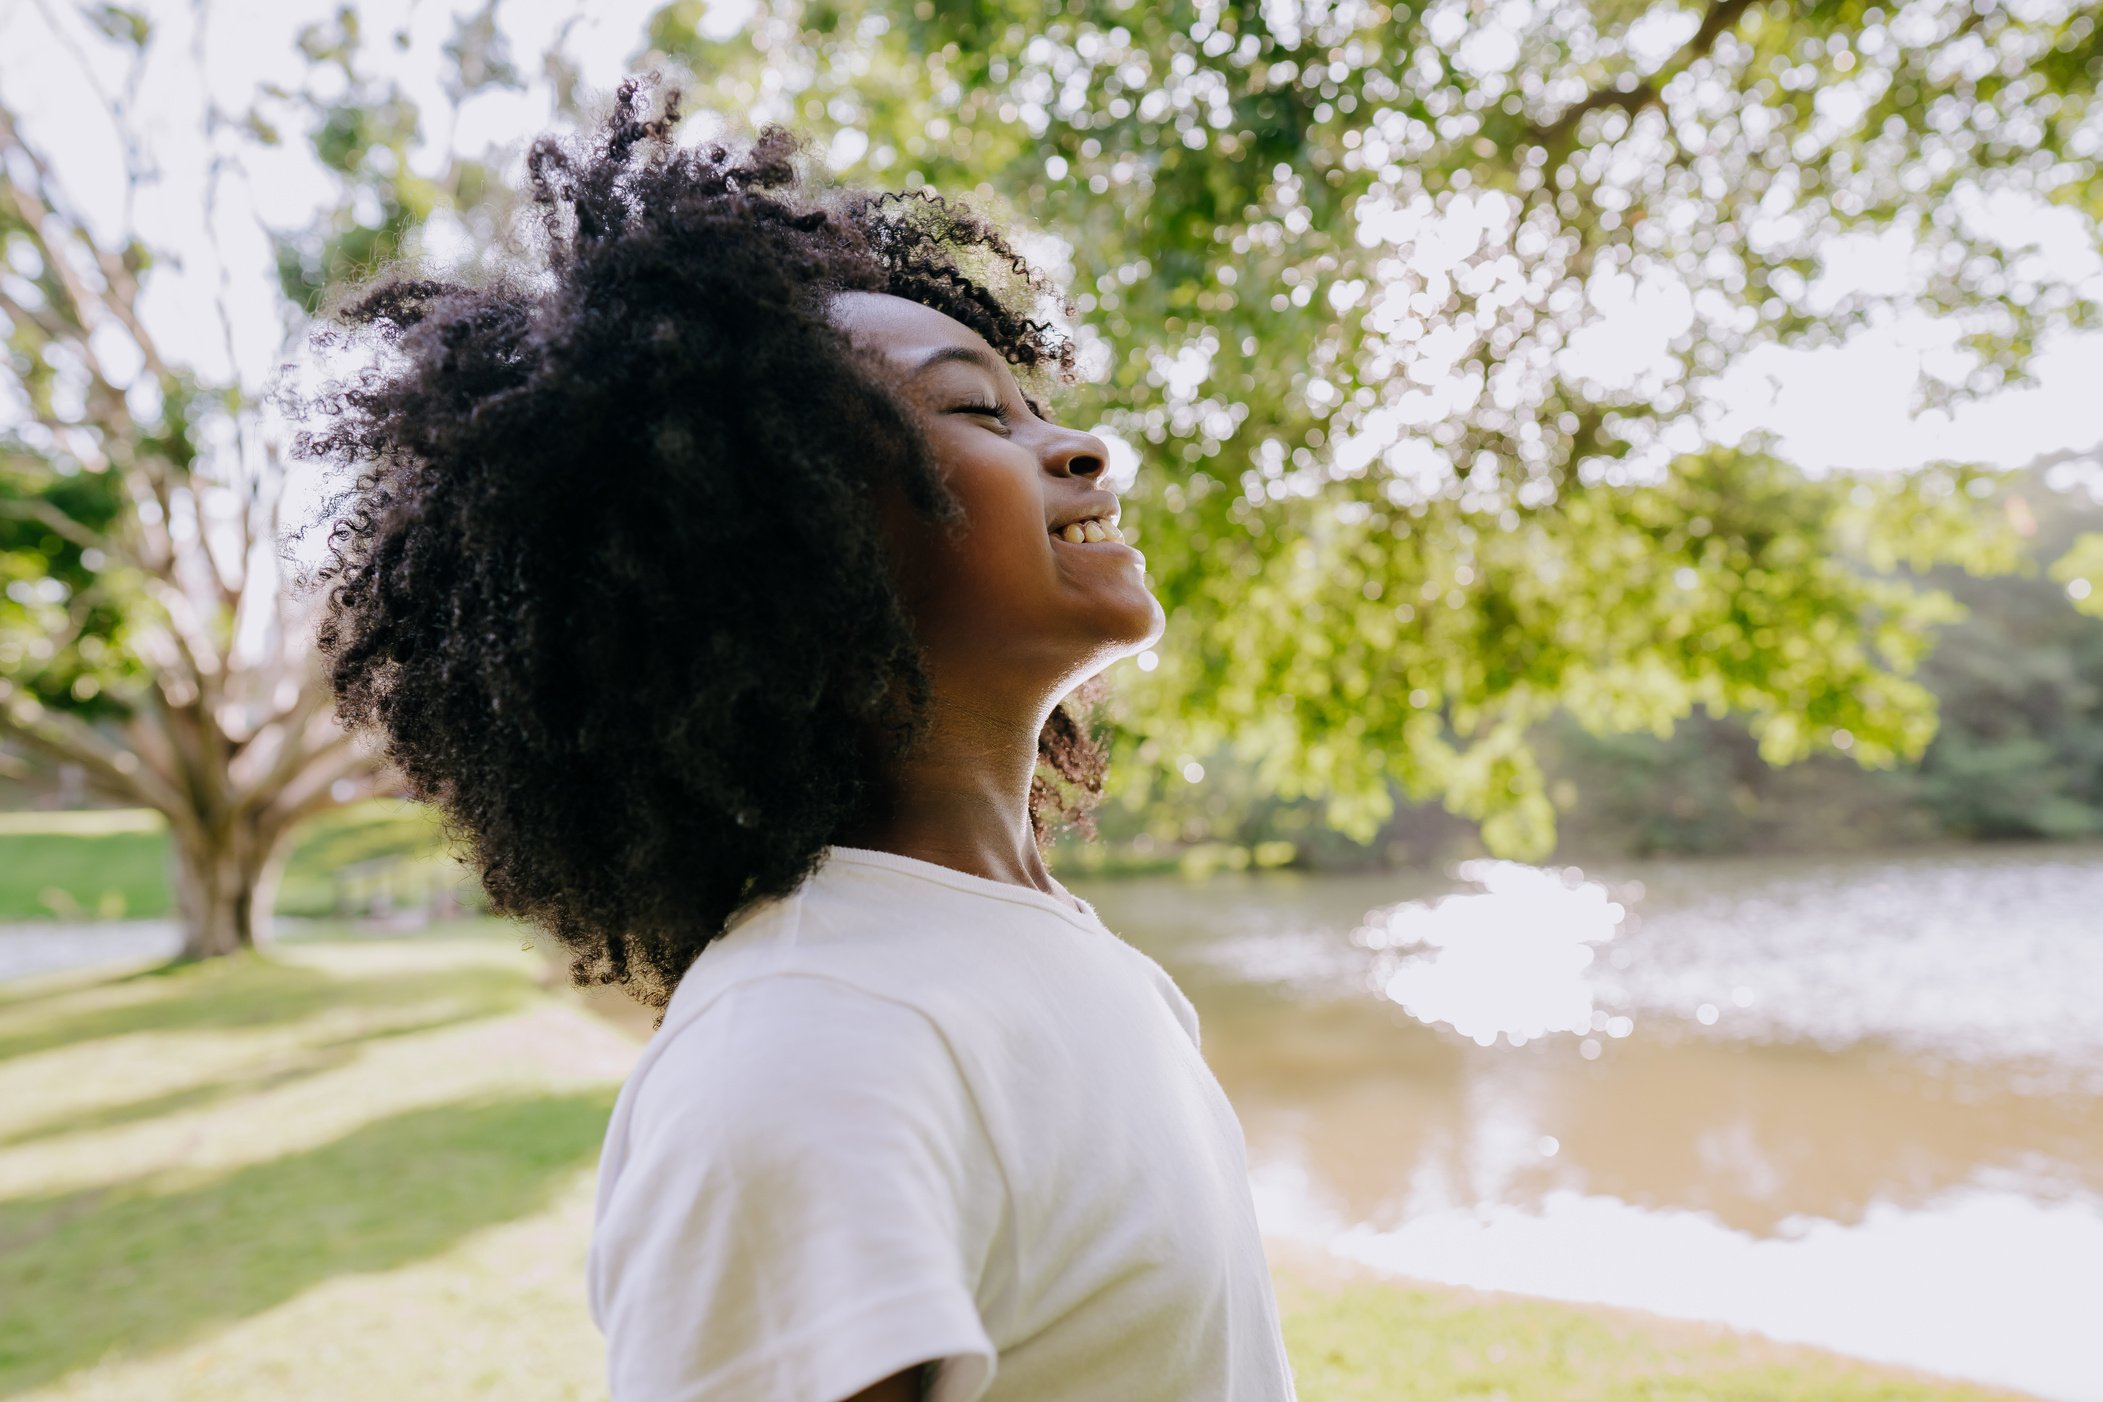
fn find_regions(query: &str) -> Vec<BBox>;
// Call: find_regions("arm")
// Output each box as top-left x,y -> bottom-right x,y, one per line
845,1365 -> 928,1402
593,976 -> 1001,1402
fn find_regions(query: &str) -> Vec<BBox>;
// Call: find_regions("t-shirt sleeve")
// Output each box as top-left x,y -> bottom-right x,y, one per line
591,974 -> 1002,1402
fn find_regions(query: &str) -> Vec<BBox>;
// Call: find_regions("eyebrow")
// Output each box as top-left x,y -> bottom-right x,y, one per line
911,344 -> 1049,420
912,344 -> 1004,378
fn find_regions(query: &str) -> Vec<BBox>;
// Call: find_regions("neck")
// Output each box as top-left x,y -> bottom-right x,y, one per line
834,689 -> 1066,900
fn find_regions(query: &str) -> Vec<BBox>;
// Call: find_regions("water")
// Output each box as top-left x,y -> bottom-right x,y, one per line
1071,844 -> 2103,1402
0,919 -> 182,982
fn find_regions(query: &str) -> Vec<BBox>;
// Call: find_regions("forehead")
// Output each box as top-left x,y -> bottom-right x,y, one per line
827,290 -> 1050,417
828,290 -> 996,371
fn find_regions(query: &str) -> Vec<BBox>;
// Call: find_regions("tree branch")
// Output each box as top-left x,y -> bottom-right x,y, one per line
0,691 -> 187,813
0,282 -> 72,346
140,574 -> 227,699
0,99 -> 174,382
1528,0 -> 1757,153
259,738 -> 390,841
38,574 -> 119,662
231,689 -> 356,821
183,476 -> 244,618
0,494 -> 111,556
120,694 -> 194,827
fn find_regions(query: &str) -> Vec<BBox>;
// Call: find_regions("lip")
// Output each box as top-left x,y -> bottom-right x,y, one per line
1049,497 -> 1122,534
1050,533 -> 1144,563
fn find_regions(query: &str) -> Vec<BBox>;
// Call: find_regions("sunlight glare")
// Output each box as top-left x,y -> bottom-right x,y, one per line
1356,860 -> 1627,1046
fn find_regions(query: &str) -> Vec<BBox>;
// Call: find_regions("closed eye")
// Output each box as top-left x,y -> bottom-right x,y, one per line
954,400 -> 1010,423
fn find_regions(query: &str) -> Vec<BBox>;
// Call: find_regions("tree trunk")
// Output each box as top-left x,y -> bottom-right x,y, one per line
170,820 -> 290,960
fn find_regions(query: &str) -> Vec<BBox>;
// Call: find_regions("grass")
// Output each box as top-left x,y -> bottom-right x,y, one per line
0,933 -> 628,1401
0,818 -> 170,923
0,804 -> 472,922
1269,1242 -> 2032,1400
0,932 -> 2038,1400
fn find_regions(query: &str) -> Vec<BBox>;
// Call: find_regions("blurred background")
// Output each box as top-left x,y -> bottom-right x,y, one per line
1,0 -> 2099,1398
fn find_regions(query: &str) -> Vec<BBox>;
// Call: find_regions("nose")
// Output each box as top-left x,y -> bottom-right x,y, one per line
1050,425 -> 1110,479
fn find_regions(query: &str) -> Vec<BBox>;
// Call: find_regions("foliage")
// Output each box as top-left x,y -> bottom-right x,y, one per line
7,0 -> 2101,861
266,5 -> 517,312
0,429 -> 146,721
635,0 -> 2098,854
1546,474 -> 2103,851
1093,470 -> 2103,863
2051,529 -> 2103,618
1909,484 -> 2103,839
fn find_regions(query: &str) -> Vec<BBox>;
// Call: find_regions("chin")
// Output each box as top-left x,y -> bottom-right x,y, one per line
1097,593 -> 1168,656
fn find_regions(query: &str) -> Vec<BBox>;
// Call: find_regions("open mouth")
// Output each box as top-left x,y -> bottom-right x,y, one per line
1051,517 -> 1126,545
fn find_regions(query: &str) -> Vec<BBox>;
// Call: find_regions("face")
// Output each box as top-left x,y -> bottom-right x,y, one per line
828,290 -> 1165,703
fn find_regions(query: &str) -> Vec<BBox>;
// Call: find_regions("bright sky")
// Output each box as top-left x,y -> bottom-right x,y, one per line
2,0 -> 2099,503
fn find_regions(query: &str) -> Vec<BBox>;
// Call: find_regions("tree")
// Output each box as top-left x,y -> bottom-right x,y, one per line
0,109 -> 377,956
1914,472 -> 2103,838
640,0 -> 2095,854
0,2 -> 515,957
6,0 -> 2097,927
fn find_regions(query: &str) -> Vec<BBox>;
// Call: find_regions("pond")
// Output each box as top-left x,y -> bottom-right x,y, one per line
1071,843 -> 2103,1402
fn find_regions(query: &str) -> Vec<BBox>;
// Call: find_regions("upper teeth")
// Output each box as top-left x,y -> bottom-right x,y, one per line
1056,518 -> 1123,544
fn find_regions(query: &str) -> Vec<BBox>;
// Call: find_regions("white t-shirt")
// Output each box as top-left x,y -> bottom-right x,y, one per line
587,844 -> 1297,1402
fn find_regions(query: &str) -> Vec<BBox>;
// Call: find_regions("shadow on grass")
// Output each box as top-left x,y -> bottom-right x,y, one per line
0,1089 -> 615,1395
0,1049 -> 356,1151
0,956 -> 539,1065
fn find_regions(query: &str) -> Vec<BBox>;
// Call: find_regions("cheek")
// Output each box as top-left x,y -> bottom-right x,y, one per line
951,500 -> 1055,605
932,454 -> 1050,584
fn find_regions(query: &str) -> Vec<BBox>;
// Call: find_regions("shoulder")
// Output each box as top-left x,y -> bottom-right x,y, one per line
597,971 -> 1011,1286
634,973 -> 978,1145
1155,967 -> 1204,1050
1096,932 -> 1205,1052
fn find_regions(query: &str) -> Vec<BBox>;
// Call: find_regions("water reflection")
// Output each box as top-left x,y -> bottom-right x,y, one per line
1197,986 -> 2101,1234
1303,1183 -> 2103,1402
1072,844 -> 2103,1402
1356,859 -> 1626,1046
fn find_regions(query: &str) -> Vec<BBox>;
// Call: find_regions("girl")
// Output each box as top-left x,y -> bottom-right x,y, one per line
302,77 -> 1297,1402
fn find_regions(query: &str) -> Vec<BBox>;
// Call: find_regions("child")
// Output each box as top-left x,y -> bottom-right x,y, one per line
301,77 -> 1297,1402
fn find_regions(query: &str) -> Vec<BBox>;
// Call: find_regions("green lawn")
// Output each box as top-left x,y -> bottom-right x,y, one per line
1272,1248 -> 2032,1400
0,804 -> 473,922
0,930 -> 2035,1400
0,811 -> 170,922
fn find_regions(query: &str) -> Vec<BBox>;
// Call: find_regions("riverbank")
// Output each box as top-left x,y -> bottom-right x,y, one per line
0,928 -> 2037,1400
1265,1236 -> 2037,1400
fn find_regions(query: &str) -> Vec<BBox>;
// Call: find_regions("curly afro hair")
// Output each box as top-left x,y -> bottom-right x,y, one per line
295,76 -> 1111,1015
